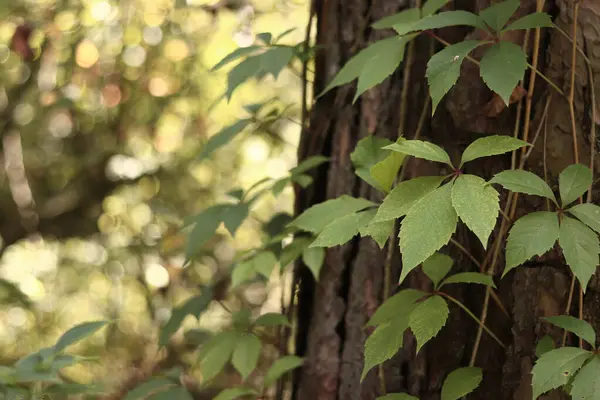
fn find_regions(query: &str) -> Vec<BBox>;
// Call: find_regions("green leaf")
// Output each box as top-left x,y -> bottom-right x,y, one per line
275,28 -> 297,42
503,12 -> 554,32
367,289 -> 428,327
441,367 -> 483,400
395,11 -> 488,35
264,356 -> 304,387
302,247 -> 325,279
280,237 -> 312,267
451,174 -> 499,248
292,174 -> 313,188
160,288 -> 213,346
199,330 -> 240,382
147,386 -> 193,400
198,119 -> 252,161
231,251 -> 278,287
559,217 -> 600,292
290,195 -> 375,233
408,295 -> 449,352
399,183 -> 458,283
123,379 -> 176,400
536,335 -> 555,358
212,46 -> 261,71
479,0 -> 519,33
232,334 -> 261,379
384,139 -> 452,166
543,315 -> 596,347
489,170 -> 557,204
377,394 -> 419,400
570,355 -> 600,400
227,56 -> 262,100
568,203 -> 600,234
426,40 -> 483,114
372,8 -> 421,29
421,252 -> 453,288
271,178 -> 290,196
290,155 -> 329,175
253,313 -> 291,327
360,217 -> 394,249
374,176 -> 445,222
222,203 -> 249,236
260,46 -> 294,79
214,387 -> 258,400
256,32 -> 272,45
531,347 -> 591,399
504,211 -> 559,276
440,272 -> 496,288
371,152 -> 406,193
185,206 -> 226,260
559,164 -> 593,207
479,42 -> 527,106
54,321 -> 108,353
351,136 -> 395,191
422,0 -> 451,17
310,212 -> 362,247
460,135 -> 530,166
362,319 -> 407,381
354,37 -> 410,101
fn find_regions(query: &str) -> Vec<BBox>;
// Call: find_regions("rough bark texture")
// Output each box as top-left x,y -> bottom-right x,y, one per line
292,0 -> 600,399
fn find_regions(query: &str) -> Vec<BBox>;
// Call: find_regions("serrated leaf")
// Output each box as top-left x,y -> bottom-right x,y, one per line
351,136 -> 395,190
290,196 -> 375,233
504,211 -> 559,276
214,387 -> 258,400
440,272 -> 496,288
54,321 -> 108,353
441,367 -> 482,400
290,155 -> 329,175
559,217 -> 600,292
503,12 -> 554,31
232,251 -> 278,287
147,386 -> 193,400
227,56 -> 262,100
371,152 -> 406,193
280,237 -> 312,267
543,316 -> 596,347
260,46 -> 294,79
374,176 -> 445,223
535,335 -> 555,358
559,164 -> 593,207
253,313 -> 291,327
368,289 -> 428,326
384,139 -> 452,166
426,40 -> 483,114
232,334 -> 261,379
460,135 -> 530,165
198,119 -> 252,161
372,8 -> 421,29
361,217 -> 394,249
570,355 -> 600,400
377,394 -> 419,400
123,379 -> 176,400
362,319 -> 407,381
479,0 -> 519,33
395,11 -> 488,35
568,203 -> 600,234
422,252 -> 453,288
400,183 -> 458,283
264,356 -> 304,387
408,295 -> 449,352
489,170 -> 557,204
199,330 -> 240,382
452,174 -> 499,248
480,42 -> 527,106
422,0 -> 450,17
212,46 -> 261,71
310,212 -> 362,247
302,247 -> 325,279
531,347 -> 591,399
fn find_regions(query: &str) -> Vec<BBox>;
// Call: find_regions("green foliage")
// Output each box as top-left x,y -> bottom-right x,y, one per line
559,164 -> 593,207
310,211 -> 366,247
503,12 -> 554,31
568,203 -> 600,234
535,335 -> 555,358
198,330 -> 240,382
374,176 -> 445,222
302,247 -> 326,279
460,135 -> 530,166
479,0 -> 519,33
253,313 -> 291,327
160,287 -> 213,346
440,367 -> 482,400
531,347 -> 591,399
372,8 -> 421,29
232,251 -> 278,287
232,334 -> 262,379
408,295 -> 449,352
54,321 -> 108,353
384,139 -> 453,166
543,316 -> 596,348
440,272 -> 495,288
362,319 -> 407,380
570,355 -> 600,400
360,214 -> 394,248
395,11 -> 488,35
123,379 -> 177,400
368,289 -> 427,327
290,196 -> 374,233
263,356 -> 304,387
351,136 -> 405,192
479,42 -> 527,106
214,387 -> 258,400
559,217 -> 600,292
198,119 -> 252,161
490,170 -> 557,204
422,252 -> 453,288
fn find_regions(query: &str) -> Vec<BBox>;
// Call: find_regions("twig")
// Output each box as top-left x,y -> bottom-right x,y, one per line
587,62 -> 596,203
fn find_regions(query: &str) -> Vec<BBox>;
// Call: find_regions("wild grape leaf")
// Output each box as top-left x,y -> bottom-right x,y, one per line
198,119 -> 252,161
290,195 -> 375,233
489,170 -> 557,204
302,246 -> 325,279
367,289 -> 427,326
504,212 -> 559,277
384,139 -> 452,166
54,321 -> 108,353
531,347 -> 591,399
460,135 -> 530,165
231,334 -> 261,379
559,164 -> 593,207
253,313 -> 291,327
479,0 -> 519,32
256,32 -> 272,45
310,212 -> 362,247
503,12 -> 554,32
441,367 -> 482,400
185,205 -> 227,260
376,394 -> 419,400
264,356 -> 304,387
361,217 -> 394,249
426,41 -> 483,114
480,42 -> 527,106
370,152 -> 406,194
362,318 -> 408,381
440,272 -> 495,288
222,203 -> 249,236
231,251 -> 278,287
408,295 -> 449,352
280,237 -> 312,267
421,252 -> 453,288
451,174 -> 499,248
568,203 -> 600,234
289,155 -> 329,175
570,355 -> 600,400
227,56 -> 262,100
351,136 -> 394,190
422,0 -> 451,17
199,331 -> 240,382
159,288 -> 213,346
214,387 -> 258,400
400,183 -> 458,283
212,46 -> 261,71
543,315 -> 596,347
535,335 -> 555,358
559,217 -> 600,292
372,8 -> 421,29
275,28 -> 297,42
374,176 -> 445,222
395,11 -> 488,36
260,46 -> 294,79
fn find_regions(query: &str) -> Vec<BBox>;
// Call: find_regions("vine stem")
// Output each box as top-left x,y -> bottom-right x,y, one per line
439,292 -> 506,348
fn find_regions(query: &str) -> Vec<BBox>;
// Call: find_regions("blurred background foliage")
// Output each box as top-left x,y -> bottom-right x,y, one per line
0,0 -> 308,394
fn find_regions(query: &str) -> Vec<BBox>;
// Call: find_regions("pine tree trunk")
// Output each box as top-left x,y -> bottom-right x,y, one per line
292,0 -> 600,399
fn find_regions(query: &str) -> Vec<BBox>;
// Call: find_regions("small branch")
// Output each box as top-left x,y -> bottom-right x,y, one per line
586,59 -> 596,203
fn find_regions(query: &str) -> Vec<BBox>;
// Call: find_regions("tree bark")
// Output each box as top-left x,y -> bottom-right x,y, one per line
292,0 -> 600,399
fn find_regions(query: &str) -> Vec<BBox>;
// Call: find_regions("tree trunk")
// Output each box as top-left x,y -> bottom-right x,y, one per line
292,0 -> 600,399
